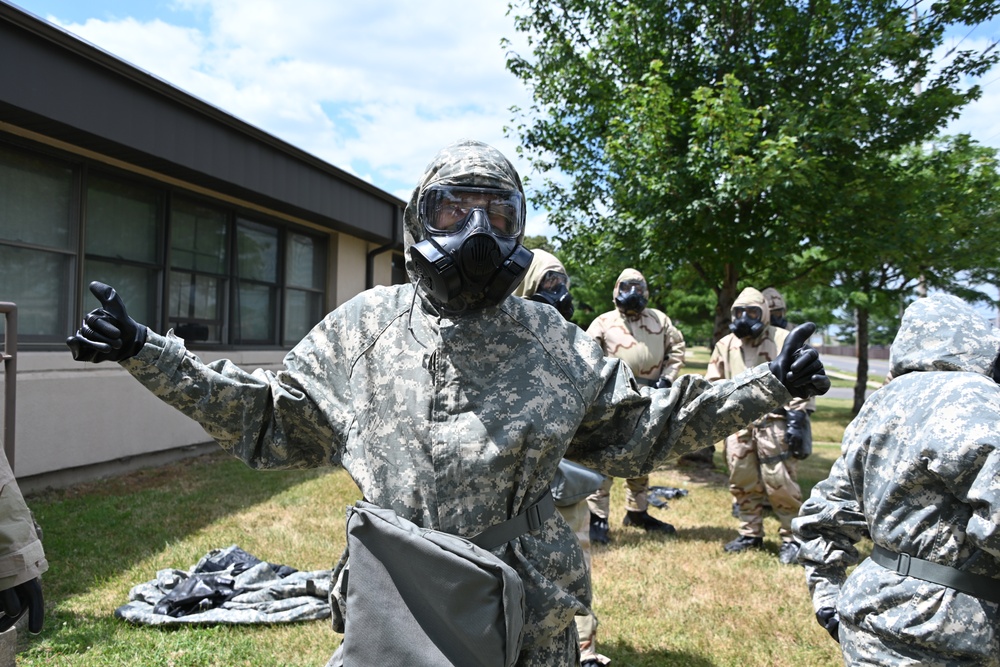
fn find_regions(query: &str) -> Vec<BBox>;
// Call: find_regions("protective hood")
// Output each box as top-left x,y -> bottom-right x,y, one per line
761,287 -> 786,313
403,139 -> 527,313
612,268 -> 649,301
733,288 -> 770,324
514,249 -> 566,298
889,294 -> 1000,379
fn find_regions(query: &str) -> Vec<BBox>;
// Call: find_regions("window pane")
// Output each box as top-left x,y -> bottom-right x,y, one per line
0,246 -> 72,339
86,173 -> 163,263
237,220 -> 278,282
169,271 -> 223,343
0,144 -> 74,250
171,199 -> 228,274
83,260 -> 158,327
235,283 -> 275,343
283,288 -> 324,345
286,233 -> 325,289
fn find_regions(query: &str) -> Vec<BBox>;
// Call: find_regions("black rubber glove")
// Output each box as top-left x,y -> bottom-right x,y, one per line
768,323 -> 831,398
66,281 -> 147,363
785,410 -> 812,460
816,606 -> 840,643
654,377 -> 672,389
0,578 -> 44,634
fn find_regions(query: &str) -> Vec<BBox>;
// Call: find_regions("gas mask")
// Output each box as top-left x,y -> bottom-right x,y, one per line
730,305 -> 766,339
529,270 -> 574,321
614,279 -> 648,318
771,311 -> 788,329
409,185 -> 533,310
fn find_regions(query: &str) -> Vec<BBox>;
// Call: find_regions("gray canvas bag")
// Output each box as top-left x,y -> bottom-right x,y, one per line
330,492 -> 554,667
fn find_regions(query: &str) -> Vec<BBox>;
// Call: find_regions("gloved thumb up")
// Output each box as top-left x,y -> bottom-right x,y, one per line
768,322 -> 831,399
66,281 -> 147,363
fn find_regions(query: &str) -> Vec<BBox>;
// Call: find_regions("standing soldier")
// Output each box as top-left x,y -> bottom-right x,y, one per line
706,287 -> 811,564
585,269 -> 686,543
66,140 -> 831,666
794,294 -> 1000,663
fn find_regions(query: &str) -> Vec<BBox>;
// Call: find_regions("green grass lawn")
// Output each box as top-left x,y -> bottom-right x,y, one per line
17,396 -> 856,666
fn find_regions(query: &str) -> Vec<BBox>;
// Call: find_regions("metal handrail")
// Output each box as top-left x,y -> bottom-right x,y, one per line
0,303 -> 16,472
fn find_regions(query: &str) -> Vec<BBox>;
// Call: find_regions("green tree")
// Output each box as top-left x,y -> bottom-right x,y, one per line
505,0 -> 1000,343
817,136 -> 1000,411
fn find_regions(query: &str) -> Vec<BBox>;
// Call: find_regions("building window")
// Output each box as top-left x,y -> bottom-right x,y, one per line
284,232 -> 327,345
0,144 -> 76,343
169,197 -> 229,344
83,172 -> 164,330
234,219 -> 279,345
0,139 -> 333,349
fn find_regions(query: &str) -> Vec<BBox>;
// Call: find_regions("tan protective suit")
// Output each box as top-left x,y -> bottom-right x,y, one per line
516,249 -> 608,666
585,269 -> 686,516
706,287 -> 807,542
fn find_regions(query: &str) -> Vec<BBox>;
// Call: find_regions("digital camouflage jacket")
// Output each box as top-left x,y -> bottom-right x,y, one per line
120,140 -> 791,662
793,294 -> 1000,665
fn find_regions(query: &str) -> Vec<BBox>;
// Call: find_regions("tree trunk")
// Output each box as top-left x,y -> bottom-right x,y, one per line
713,263 -> 740,346
853,305 -> 870,415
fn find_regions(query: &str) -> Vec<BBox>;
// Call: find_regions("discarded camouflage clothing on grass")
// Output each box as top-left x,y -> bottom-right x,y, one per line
647,486 -> 689,509
115,545 -> 332,625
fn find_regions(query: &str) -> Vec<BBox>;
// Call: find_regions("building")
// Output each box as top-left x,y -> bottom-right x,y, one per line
0,2 -> 407,490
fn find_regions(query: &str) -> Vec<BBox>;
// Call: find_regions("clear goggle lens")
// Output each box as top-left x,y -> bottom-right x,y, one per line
732,306 -> 763,320
618,280 -> 645,293
420,186 -> 524,237
538,270 -> 569,291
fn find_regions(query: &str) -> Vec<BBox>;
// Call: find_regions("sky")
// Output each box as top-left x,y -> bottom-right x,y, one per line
7,0 -> 1000,243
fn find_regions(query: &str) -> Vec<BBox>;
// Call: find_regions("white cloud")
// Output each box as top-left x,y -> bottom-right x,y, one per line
44,0 -> 540,213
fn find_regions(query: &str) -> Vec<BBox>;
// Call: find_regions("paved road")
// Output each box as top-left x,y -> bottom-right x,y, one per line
820,354 -> 890,378
818,354 -> 888,401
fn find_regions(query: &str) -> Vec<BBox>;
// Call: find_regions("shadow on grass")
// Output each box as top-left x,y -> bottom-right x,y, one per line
25,450 -> 341,601
601,639 -> 716,667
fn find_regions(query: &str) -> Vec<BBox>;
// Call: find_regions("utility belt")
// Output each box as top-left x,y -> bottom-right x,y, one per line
469,488 -> 556,549
870,544 -> 1000,604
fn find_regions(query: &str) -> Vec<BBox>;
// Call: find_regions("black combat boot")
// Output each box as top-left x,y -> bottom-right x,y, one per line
589,512 -> 610,545
622,510 -> 676,535
723,535 -> 764,553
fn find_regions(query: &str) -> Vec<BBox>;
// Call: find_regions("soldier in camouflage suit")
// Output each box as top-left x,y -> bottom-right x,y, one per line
585,269 -> 686,541
706,287 -> 811,564
793,294 -> 1000,666
67,140 -> 830,666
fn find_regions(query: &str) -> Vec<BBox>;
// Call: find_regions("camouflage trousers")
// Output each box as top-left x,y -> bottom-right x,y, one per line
725,416 -> 801,541
557,501 -> 609,666
838,617 -> 1000,667
587,474 -> 650,516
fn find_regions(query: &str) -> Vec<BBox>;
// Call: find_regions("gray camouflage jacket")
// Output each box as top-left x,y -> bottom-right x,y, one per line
793,294 -> 1000,662
124,287 -> 787,649
120,139 -> 790,653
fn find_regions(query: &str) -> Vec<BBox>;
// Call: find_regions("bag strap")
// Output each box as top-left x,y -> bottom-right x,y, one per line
870,544 -> 1000,604
469,490 -> 555,551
